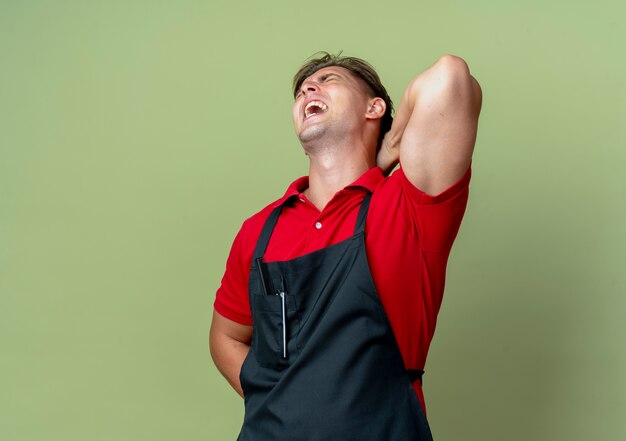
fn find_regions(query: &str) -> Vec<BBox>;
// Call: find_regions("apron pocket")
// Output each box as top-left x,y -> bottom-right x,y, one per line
252,293 -> 298,370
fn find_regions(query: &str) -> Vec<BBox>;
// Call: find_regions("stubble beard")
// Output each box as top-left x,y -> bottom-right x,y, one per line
298,120 -> 342,156
299,123 -> 328,144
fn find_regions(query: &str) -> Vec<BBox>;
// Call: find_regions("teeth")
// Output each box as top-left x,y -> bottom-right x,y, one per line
304,101 -> 328,118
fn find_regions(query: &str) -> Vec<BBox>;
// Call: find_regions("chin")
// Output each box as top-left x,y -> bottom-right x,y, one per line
298,124 -> 328,144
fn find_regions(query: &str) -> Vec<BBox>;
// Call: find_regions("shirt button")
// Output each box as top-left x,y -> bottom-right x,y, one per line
315,221 -> 322,229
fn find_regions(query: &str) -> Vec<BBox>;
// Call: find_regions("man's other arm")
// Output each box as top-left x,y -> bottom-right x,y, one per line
209,310 -> 252,398
377,55 -> 482,194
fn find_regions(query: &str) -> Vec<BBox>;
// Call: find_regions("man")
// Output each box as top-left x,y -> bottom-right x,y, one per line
210,52 -> 482,440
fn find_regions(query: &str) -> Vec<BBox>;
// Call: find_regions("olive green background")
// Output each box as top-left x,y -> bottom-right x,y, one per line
1,1 -> 624,440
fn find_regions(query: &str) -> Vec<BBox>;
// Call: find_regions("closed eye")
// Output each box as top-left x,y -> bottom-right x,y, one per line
320,73 -> 339,82
294,73 -> 341,99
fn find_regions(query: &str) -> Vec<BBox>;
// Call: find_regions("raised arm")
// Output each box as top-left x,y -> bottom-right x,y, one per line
377,55 -> 482,194
209,310 -> 252,398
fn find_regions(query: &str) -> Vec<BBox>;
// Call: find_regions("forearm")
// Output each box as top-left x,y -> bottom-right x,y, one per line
210,333 -> 249,397
378,55 -> 481,191
387,55 -> 462,149
209,311 -> 252,398
377,73 -> 422,175
385,78 -> 419,152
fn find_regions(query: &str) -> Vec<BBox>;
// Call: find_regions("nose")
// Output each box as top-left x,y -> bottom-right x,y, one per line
299,79 -> 319,96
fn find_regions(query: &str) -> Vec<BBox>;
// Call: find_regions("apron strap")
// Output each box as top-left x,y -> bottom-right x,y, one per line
251,201 -> 289,296
252,201 -> 289,262
407,369 -> 425,385
353,192 -> 373,235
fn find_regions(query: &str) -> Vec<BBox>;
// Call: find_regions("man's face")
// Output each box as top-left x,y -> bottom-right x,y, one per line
292,66 -> 372,146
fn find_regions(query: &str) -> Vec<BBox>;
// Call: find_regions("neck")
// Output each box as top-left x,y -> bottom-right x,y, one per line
303,144 -> 375,211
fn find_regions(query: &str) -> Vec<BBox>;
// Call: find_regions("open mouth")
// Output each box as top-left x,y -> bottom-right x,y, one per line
304,100 -> 328,119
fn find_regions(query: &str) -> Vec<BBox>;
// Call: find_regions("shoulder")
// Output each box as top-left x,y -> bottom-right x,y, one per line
368,165 -> 472,252
373,165 -> 471,205
218,193 -> 289,293
238,174 -> 307,238
236,195 -> 286,248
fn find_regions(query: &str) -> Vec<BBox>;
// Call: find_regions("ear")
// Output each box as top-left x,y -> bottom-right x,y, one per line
365,97 -> 386,121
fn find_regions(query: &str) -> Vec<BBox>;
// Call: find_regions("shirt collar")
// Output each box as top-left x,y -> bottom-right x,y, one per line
280,166 -> 385,201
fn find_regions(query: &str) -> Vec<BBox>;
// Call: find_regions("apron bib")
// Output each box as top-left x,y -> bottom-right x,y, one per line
237,193 -> 433,441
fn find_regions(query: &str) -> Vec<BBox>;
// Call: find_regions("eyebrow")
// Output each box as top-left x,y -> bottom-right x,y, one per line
318,73 -> 340,81
295,72 -> 342,98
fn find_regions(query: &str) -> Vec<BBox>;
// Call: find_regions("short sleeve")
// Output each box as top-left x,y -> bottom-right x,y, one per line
213,223 -> 253,325
395,165 -> 471,253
